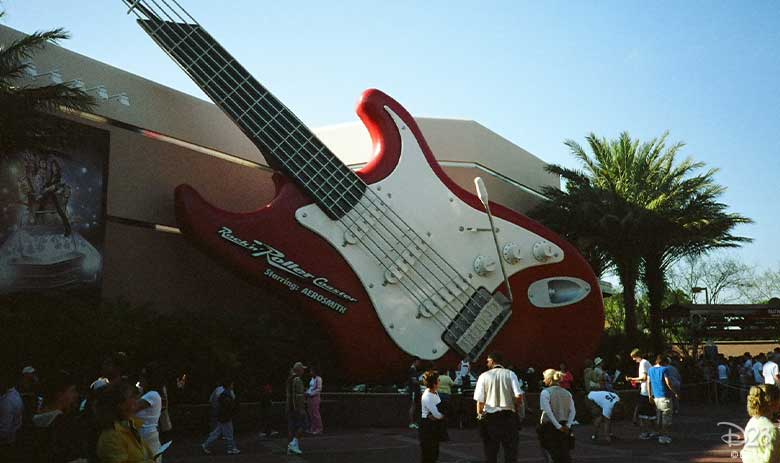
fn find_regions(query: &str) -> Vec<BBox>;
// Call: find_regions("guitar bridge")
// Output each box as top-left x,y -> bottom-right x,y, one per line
441,288 -> 512,361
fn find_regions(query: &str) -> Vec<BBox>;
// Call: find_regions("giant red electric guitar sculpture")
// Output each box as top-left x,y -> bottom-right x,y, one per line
122,0 -> 604,382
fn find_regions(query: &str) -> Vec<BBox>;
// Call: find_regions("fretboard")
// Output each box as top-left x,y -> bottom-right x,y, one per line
137,19 -> 365,219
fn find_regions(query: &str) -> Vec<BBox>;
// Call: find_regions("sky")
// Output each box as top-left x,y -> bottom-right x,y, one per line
3,1 -> 779,273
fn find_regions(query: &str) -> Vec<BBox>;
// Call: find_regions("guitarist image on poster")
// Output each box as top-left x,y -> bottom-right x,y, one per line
23,154 -> 73,236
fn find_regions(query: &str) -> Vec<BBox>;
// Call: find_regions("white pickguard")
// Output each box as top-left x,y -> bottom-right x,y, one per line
296,107 -> 564,360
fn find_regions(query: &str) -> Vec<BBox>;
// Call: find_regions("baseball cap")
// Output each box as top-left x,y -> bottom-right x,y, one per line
22,366 -> 36,375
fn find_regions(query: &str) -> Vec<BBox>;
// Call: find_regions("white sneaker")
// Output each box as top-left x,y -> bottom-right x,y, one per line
201,444 -> 211,455
227,448 -> 241,455
658,436 -> 672,444
287,442 -> 303,455
408,423 -> 419,429
639,432 -> 652,440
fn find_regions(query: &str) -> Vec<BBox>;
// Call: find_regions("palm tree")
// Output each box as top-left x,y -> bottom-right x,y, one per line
531,163 -> 644,340
639,164 -> 752,351
532,132 -> 751,349
0,9 -> 94,156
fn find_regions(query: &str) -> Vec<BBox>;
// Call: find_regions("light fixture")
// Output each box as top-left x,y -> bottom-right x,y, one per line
23,62 -> 38,77
691,286 -> 710,305
85,85 -> 109,100
107,92 -> 131,106
32,69 -> 64,84
64,79 -> 86,90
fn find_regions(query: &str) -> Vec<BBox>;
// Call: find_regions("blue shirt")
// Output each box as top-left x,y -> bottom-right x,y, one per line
648,366 -> 670,398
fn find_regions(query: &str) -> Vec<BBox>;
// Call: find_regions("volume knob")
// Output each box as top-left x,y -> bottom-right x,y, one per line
533,241 -> 556,262
502,243 -> 523,264
473,255 -> 497,276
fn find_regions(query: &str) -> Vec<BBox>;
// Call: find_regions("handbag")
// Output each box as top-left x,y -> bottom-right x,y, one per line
436,418 -> 450,442
159,407 -> 172,432
159,386 -> 172,432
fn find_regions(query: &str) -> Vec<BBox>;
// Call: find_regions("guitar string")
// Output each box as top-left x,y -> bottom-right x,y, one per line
128,0 -> 498,345
127,0 -> 499,345
125,0 -> 500,350
127,2 -> 476,336
140,0 -> 500,338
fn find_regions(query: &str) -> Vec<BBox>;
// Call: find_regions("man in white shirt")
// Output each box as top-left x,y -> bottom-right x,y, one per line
626,348 -> 655,439
474,352 -> 524,463
762,354 -> 780,385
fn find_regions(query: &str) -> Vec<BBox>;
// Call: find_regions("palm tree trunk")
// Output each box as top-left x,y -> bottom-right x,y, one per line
644,253 -> 666,353
616,259 -> 640,340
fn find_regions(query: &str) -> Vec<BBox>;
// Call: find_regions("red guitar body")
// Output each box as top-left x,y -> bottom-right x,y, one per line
175,89 -> 604,382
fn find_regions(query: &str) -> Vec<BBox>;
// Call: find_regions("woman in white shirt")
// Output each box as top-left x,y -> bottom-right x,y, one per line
306,366 -> 323,435
539,369 -> 576,463
740,384 -> 780,463
419,370 -> 445,463
135,363 -> 165,460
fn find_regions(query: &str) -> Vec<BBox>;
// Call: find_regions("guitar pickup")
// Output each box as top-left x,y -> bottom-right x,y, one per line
383,237 -> 424,284
343,208 -> 382,245
441,288 -> 512,361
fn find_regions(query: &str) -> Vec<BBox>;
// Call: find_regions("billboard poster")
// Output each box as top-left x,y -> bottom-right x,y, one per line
0,120 -> 110,294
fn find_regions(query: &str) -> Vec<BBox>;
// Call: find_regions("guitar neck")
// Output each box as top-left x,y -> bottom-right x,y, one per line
130,2 -> 364,219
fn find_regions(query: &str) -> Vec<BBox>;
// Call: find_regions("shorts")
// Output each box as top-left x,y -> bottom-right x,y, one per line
654,397 -> 673,426
637,396 -> 656,420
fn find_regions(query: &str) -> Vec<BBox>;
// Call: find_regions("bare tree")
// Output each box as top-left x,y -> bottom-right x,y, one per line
738,265 -> 780,303
668,254 -> 755,304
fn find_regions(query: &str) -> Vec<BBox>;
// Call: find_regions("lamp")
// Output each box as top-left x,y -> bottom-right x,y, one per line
64,79 -> 85,90
692,286 -> 709,305
107,92 -> 131,106
85,85 -> 109,100
23,62 -> 38,77
31,69 -> 64,84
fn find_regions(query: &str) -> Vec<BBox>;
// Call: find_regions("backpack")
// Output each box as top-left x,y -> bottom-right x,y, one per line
216,390 -> 238,423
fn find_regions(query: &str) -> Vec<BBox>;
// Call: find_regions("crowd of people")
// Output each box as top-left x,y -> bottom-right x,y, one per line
4,347 -> 780,463
410,346 -> 780,463
0,353 -> 326,462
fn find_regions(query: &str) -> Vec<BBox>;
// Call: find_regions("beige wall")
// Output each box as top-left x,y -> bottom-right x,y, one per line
1,24 -> 560,312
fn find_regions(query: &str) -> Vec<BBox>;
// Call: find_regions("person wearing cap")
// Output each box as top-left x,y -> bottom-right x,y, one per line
473,352 -> 524,463
286,362 -> 306,455
585,358 -> 605,392
201,378 -> 240,455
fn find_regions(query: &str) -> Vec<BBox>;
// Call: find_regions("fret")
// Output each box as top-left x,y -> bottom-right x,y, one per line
234,92 -> 270,125
201,58 -> 236,89
168,24 -> 202,56
213,81 -> 246,107
181,42 -> 219,75
138,16 -> 366,219
269,121 -> 310,155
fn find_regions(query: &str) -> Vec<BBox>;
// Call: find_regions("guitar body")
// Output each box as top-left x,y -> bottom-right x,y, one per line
175,89 -> 604,382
